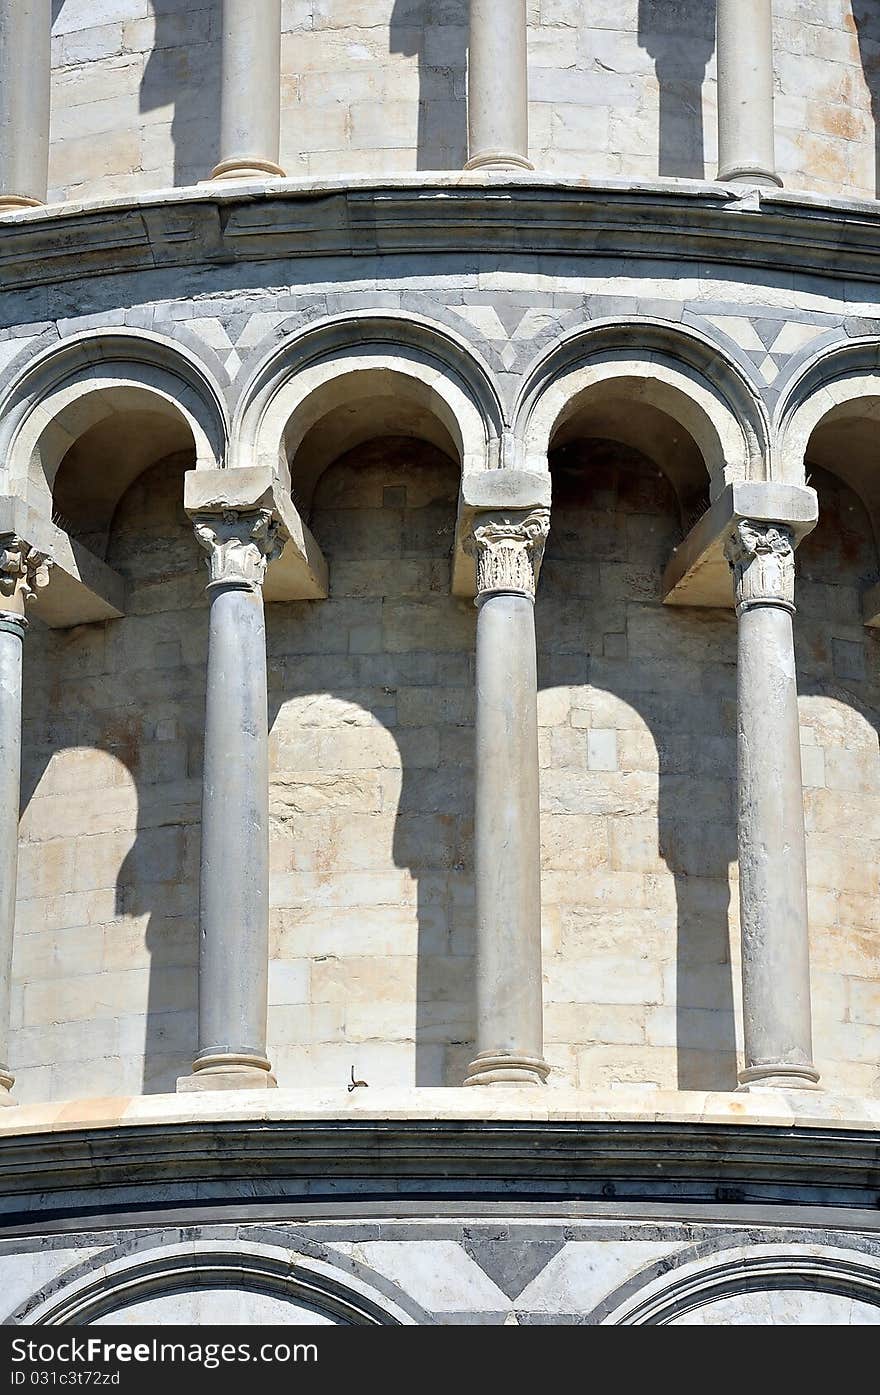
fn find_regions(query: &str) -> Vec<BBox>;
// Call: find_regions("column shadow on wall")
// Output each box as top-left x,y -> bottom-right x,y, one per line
20,455 -> 203,1098
637,0 -> 716,179
540,441 -> 739,1091
853,1 -> 880,199
107,457 -> 204,1094
265,438 -> 476,1089
18,452 -> 880,1099
390,0 -> 468,170
794,465 -> 880,1069
140,0 -> 222,187
19,442 -> 471,1098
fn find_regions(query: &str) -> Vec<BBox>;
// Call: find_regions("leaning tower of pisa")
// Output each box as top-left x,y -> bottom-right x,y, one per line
0,0 -> 879,1328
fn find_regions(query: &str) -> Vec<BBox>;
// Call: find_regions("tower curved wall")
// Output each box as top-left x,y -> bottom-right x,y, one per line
1,0 -> 879,1328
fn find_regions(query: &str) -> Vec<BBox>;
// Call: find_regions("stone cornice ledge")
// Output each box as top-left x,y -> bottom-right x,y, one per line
1,176 -> 880,290
0,1089 -> 879,1222
2,1086 -> 879,1137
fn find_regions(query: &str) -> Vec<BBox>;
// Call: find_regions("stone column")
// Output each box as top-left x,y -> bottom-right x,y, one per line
210,0 -> 285,181
725,520 -> 819,1090
0,538 -> 50,1105
179,510 -> 284,1091
716,0 -> 781,187
465,510 -> 550,1086
465,0 -> 532,172
0,0 -> 51,209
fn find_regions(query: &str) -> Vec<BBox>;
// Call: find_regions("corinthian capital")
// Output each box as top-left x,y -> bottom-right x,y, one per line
724,519 -> 795,611
193,510 -> 287,589
0,535 -> 52,614
467,509 -> 551,600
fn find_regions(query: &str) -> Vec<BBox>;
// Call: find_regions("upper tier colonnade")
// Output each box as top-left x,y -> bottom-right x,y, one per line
0,0 -> 784,209
1,307 -> 864,1104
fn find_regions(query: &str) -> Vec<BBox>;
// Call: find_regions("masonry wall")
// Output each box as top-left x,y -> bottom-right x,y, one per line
797,465 -> 880,1098
46,0 -> 880,203
15,455 -> 204,1100
538,442 -> 741,1093
265,437 -> 477,1091
9,431 -> 880,1103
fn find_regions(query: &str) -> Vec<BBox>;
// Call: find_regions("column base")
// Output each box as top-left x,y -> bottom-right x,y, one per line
464,1052 -> 550,1086
716,166 -> 783,189
737,1063 -> 821,1092
0,1069 -> 16,1107
464,153 -> 534,172
208,158 -> 286,181
0,194 -> 43,211
177,1053 -> 277,1093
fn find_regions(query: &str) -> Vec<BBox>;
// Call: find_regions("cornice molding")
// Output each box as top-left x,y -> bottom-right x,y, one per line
1,1115 -> 880,1228
3,177 -> 880,291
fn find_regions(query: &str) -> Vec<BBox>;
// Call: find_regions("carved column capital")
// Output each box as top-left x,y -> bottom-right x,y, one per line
724,519 -> 795,613
0,535 -> 52,622
193,509 -> 287,590
466,509 -> 551,601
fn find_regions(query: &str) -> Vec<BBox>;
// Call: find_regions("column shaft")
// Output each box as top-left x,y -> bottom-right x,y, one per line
0,615 -> 25,1104
465,512 -> 549,1086
212,0 -> 284,180
716,0 -> 780,186
0,0 -> 51,208
727,520 -> 818,1089
466,0 -> 532,171
198,584 -> 271,1073
180,510 -> 283,1091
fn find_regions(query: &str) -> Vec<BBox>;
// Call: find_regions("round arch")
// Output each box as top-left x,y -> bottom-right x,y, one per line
598,1243 -> 880,1325
13,1239 -> 423,1327
514,319 -> 770,500
776,337 -> 880,482
233,312 -> 505,508
0,329 -> 229,526
775,338 -> 880,558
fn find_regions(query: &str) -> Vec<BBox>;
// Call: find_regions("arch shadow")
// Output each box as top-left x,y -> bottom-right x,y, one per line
11,319 -> 490,1098
540,437 -> 738,1091
19,451 -> 203,1097
516,319 -> 770,1088
241,313 -> 499,1086
15,447 -> 880,1097
265,434 -> 476,1088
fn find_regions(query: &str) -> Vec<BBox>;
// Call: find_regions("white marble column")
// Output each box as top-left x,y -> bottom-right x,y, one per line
725,520 -> 819,1090
179,510 -> 284,1092
465,510 -> 550,1086
211,0 -> 285,181
465,0 -> 532,171
716,0 -> 781,187
0,0 -> 51,209
0,538 -> 50,1106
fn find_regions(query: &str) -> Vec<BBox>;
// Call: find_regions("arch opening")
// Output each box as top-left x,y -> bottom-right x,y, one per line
0,331 -> 228,557
548,384 -> 711,532
49,391 -> 199,559
802,396 -> 880,563
284,366 -> 463,517
516,321 -> 766,497
234,314 -> 502,507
